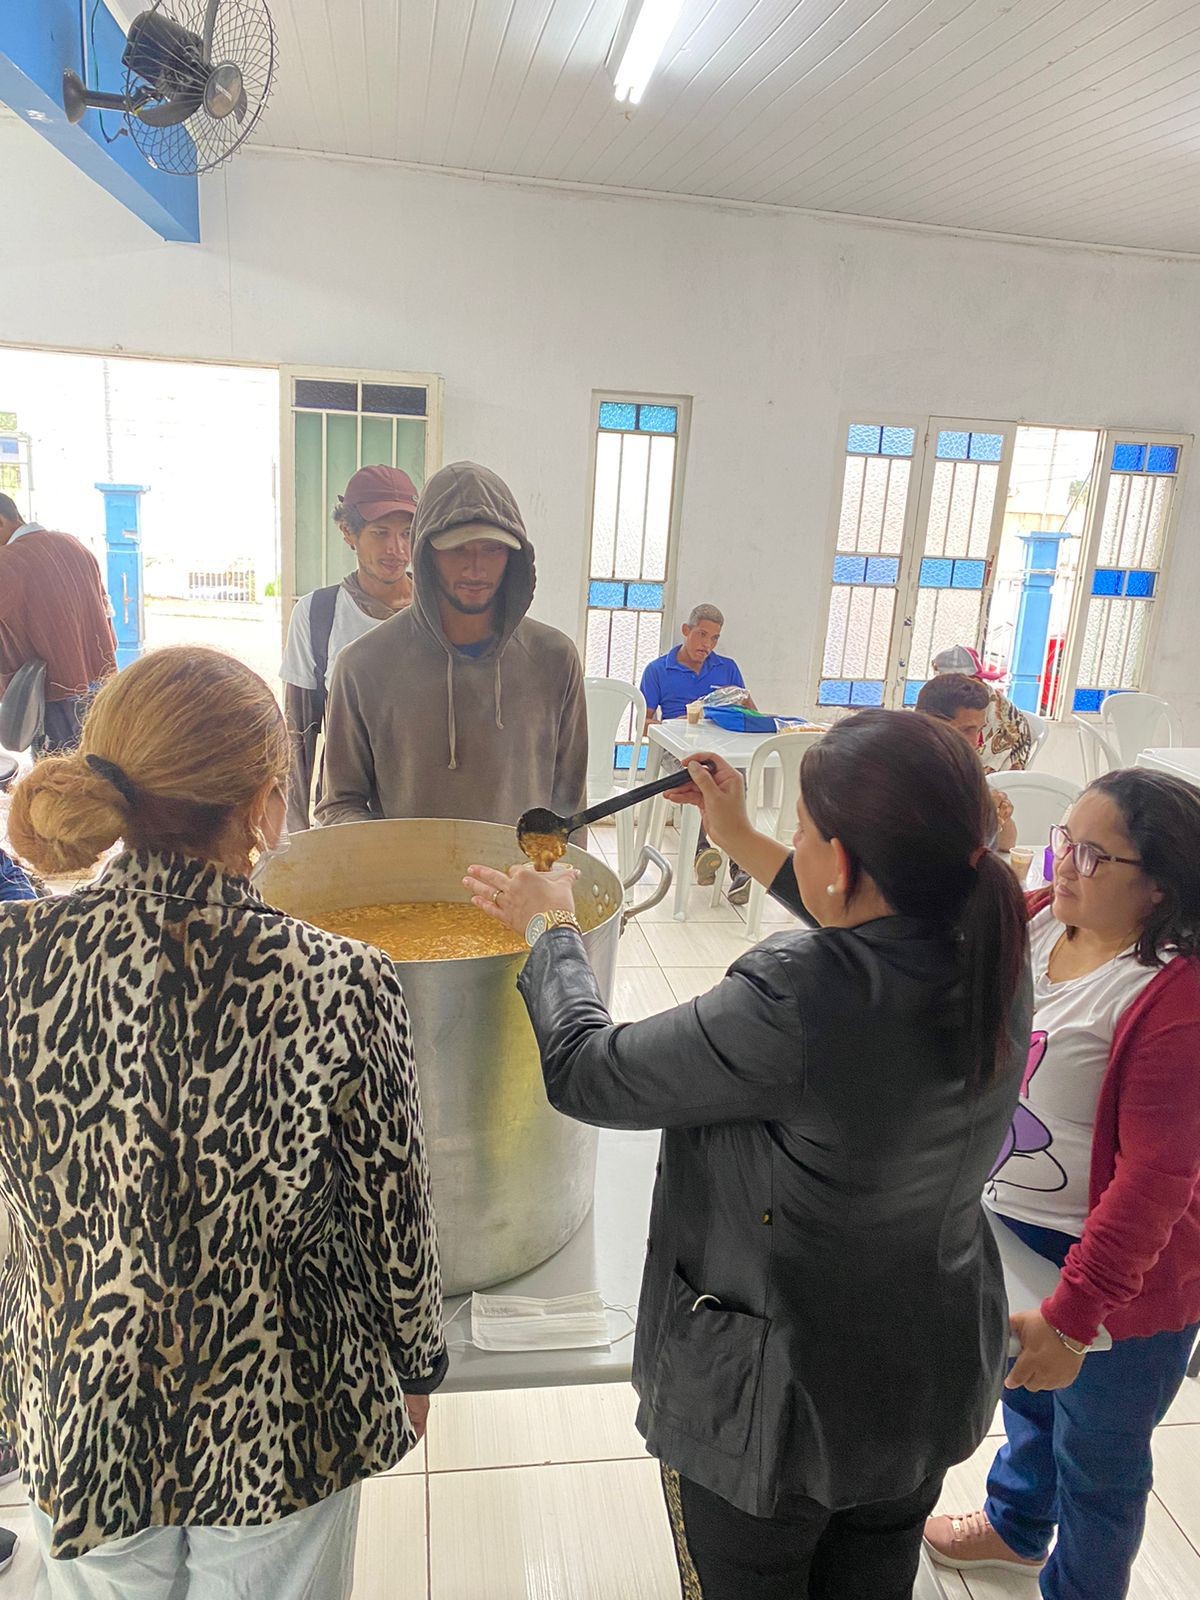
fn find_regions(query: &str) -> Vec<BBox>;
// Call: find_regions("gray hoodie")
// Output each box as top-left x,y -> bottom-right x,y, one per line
317,462 -> 588,830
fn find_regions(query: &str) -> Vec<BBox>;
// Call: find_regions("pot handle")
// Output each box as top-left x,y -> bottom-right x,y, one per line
621,843 -> 672,924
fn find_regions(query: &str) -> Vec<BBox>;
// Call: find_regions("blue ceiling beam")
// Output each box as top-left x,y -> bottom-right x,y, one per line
0,0 -> 199,242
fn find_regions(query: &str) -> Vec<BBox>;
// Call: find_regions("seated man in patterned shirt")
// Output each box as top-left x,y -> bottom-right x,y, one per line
931,643 -> 1032,774
917,673 -> 1017,852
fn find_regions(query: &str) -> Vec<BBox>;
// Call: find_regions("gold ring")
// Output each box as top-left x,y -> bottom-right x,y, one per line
492,888 -> 503,905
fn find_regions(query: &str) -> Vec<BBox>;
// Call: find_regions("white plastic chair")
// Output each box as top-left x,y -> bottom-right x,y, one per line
710,732 -> 819,942
1100,692 -> 1183,766
987,772 -> 1081,851
1022,709 -> 1049,768
584,677 -> 647,884
1073,716 -> 1121,785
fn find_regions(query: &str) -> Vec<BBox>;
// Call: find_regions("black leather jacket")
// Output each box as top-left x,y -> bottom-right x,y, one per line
517,863 -> 1030,1517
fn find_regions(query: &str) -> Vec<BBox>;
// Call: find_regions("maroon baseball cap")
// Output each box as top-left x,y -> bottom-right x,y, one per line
341,465 -> 418,521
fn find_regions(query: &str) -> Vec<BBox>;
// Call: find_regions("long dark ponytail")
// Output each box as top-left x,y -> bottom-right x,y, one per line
801,709 -> 1028,1087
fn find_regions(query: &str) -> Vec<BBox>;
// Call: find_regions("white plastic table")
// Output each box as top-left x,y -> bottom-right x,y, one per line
1135,747 -> 1200,784
636,719 -> 805,920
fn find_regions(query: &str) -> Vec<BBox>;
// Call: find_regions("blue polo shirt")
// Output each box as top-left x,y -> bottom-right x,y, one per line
640,648 -> 745,721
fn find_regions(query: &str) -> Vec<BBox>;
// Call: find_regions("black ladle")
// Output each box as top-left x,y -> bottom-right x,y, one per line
517,761 -> 715,866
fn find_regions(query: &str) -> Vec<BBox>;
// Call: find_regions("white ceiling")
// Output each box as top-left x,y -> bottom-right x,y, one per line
256,0 -> 1200,254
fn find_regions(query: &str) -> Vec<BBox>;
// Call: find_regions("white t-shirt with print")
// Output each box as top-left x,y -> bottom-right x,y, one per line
985,907 -> 1163,1237
280,587 -> 382,693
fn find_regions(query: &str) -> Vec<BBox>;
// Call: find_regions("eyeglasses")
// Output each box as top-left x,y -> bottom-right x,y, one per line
1049,824 -> 1141,880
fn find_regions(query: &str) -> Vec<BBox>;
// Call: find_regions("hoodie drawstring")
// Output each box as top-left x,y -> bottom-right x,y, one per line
445,653 -> 457,770
444,649 -> 504,768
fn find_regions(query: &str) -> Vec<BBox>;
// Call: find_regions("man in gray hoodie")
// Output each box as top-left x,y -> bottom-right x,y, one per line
317,461 -> 588,830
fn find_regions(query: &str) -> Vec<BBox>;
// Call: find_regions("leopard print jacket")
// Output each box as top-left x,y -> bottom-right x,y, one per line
0,850 -> 446,1560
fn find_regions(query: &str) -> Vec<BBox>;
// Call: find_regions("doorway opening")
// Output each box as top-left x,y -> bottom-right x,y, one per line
0,346 -> 281,688
983,426 -> 1101,716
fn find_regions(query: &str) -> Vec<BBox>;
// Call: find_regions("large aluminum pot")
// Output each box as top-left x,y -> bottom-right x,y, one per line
257,819 -> 670,1295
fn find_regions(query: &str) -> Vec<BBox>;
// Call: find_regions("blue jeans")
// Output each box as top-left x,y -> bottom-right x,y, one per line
985,1215 -> 1198,1600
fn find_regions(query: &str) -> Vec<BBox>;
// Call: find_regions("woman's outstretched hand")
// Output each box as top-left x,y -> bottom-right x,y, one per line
464,861 -> 578,937
670,753 -> 750,855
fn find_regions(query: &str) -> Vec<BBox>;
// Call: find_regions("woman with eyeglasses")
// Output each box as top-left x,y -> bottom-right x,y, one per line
925,769 -> 1200,1600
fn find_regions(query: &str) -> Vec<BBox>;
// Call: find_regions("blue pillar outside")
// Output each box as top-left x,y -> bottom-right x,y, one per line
1010,532 -> 1070,713
97,483 -> 147,669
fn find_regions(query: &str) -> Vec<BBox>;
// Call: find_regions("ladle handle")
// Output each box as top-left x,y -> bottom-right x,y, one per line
572,761 -> 714,832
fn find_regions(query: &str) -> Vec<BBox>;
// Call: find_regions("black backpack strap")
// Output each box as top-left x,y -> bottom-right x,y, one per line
309,583 -> 341,699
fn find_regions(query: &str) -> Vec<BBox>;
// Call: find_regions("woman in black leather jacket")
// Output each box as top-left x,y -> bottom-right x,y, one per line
466,709 -> 1030,1600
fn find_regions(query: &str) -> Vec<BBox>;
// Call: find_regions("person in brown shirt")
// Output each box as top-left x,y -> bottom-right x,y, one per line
0,494 -> 116,754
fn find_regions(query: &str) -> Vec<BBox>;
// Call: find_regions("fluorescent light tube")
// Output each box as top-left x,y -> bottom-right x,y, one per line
611,0 -> 685,105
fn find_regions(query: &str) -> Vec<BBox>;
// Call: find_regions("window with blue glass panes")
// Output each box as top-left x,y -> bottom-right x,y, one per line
900,427 -> 1006,703
1072,437 -> 1184,714
819,420 -> 1184,720
818,423 -> 918,708
586,400 -> 686,767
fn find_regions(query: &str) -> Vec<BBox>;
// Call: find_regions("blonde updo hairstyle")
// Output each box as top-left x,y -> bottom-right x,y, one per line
9,646 -> 290,876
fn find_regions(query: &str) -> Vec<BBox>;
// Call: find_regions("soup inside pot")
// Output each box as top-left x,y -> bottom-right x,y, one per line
316,901 -> 527,962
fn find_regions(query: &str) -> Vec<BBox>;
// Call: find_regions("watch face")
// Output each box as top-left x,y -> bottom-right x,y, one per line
525,912 -> 548,944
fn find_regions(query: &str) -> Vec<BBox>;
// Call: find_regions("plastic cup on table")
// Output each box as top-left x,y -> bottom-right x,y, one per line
1009,846 -> 1035,887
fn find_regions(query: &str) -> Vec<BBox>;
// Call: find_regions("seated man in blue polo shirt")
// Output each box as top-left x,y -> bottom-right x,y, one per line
640,603 -> 756,902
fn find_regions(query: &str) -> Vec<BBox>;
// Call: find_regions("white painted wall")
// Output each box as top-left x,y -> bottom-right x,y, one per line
4,117 -> 1200,737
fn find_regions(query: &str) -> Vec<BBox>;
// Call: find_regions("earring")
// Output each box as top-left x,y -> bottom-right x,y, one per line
826,884 -> 838,897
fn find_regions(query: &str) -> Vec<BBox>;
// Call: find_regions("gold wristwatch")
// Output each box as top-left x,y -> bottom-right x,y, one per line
524,909 -> 581,946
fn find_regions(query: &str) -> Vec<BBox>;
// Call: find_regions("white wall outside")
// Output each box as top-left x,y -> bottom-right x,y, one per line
4,119 -> 1199,732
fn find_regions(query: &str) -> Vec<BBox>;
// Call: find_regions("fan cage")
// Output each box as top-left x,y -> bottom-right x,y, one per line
123,0 -> 276,176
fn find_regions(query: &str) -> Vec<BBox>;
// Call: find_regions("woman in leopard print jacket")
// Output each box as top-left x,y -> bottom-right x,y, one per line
0,647 -> 445,1597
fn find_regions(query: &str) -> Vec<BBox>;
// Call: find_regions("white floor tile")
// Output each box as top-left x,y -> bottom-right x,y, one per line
0,1478 -> 28,1511
380,1438 -> 426,1476
632,886 -> 746,924
934,1429 -> 1200,1599
1164,1374 -> 1200,1425
611,967 -> 677,1023
429,1458 -> 679,1600
918,1566 -> 972,1599
1152,1423 -> 1200,1551
642,921 -> 752,969
758,892 -> 804,925
615,925 -> 656,967
660,967 -> 729,1005
351,1474 -> 429,1600
427,1384 -> 644,1474
1128,1499 -> 1200,1600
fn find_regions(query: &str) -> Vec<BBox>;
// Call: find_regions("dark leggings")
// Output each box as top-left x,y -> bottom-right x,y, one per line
661,1463 -> 944,1600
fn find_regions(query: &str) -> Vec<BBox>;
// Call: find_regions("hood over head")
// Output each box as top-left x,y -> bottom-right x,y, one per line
410,462 -> 535,654
408,462 -> 537,769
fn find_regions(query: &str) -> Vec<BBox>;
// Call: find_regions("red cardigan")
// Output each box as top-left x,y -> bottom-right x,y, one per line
1022,892 -> 1200,1343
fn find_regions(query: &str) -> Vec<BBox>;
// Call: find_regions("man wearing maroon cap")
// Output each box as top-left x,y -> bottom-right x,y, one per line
281,464 -> 417,830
